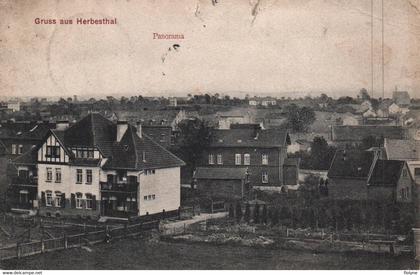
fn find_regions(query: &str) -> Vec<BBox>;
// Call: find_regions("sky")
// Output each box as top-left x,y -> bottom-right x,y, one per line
0,0 -> 420,99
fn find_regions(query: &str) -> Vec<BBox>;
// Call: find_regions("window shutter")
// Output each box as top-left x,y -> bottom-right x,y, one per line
41,192 -> 46,206
92,195 -> 97,210
71,193 -> 76,208
61,193 -> 66,208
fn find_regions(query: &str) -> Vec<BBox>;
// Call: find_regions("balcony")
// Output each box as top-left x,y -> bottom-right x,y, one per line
11,176 -> 38,187
100,181 -> 139,194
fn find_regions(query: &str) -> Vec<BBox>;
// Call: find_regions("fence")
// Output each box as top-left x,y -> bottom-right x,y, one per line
0,220 -> 159,261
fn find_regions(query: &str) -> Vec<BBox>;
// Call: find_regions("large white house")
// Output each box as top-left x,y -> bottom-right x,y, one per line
11,113 -> 185,219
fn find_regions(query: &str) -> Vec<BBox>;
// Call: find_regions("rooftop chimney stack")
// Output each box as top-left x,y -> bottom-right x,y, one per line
56,120 -> 69,131
116,121 -> 128,142
136,122 -> 142,138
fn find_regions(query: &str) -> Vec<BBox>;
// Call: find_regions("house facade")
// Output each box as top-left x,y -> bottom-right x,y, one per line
199,126 -> 298,187
327,149 -> 413,202
10,113 -> 185,219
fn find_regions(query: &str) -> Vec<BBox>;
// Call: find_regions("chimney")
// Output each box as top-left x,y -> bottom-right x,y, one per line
136,122 -> 142,138
116,121 -> 128,142
56,120 -> 69,131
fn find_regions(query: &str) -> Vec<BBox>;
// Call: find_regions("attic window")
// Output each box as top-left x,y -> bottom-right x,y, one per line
357,167 -> 362,172
124,145 -> 129,151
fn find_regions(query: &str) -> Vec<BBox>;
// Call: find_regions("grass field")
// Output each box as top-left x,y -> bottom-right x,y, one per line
2,236 -> 415,270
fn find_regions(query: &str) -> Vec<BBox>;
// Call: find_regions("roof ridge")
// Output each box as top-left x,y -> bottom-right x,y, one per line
129,125 -> 139,168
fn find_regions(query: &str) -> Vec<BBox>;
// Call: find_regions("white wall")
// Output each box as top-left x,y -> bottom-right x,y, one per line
138,167 -> 180,216
38,134 -> 70,163
37,163 -> 101,200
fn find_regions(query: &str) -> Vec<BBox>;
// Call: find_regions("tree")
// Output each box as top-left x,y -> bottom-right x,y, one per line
285,104 -> 316,132
229,203 -> 234,218
176,119 -> 212,186
262,204 -> 268,224
254,203 -> 260,223
359,88 -> 370,101
244,203 -> 250,223
236,202 -> 243,223
310,136 -> 336,170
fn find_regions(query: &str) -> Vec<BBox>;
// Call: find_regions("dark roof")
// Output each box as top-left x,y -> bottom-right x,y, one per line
284,158 -> 300,167
210,128 -> 290,148
116,110 -> 182,126
368,160 -> 405,186
13,148 -> 37,166
35,113 -> 185,171
193,167 -> 248,180
102,125 -> 185,170
328,150 -> 376,179
384,139 -> 420,160
0,122 -> 54,140
64,113 -> 116,156
332,125 -> 406,142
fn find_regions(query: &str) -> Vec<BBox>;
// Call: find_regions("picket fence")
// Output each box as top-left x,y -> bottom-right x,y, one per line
0,220 -> 159,260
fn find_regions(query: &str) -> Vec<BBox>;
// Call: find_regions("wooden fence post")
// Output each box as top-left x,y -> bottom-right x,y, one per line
64,233 -> 68,249
16,242 -> 20,259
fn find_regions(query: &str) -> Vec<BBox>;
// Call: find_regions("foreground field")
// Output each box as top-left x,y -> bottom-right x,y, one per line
1,236 -> 415,270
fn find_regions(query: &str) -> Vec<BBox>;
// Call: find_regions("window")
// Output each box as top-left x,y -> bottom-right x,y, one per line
208,154 -> 214,165
262,171 -> 269,184
415,168 -> 420,177
46,191 -> 53,206
87,150 -> 94,158
86,169 -> 92,184
235,154 -> 241,165
76,193 -> 83,209
217,154 -> 223,165
18,145 -> 23,155
46,168 -> 52,182
46,145 -> 60,158
11,144 -> 17,155
55,191 -> 62,207
144,194 -> 156,201
76,169 -> 83,184
85,194 -> 93,209
55,168 -> 61,183
403,169 -> 408,178
406,187 -> 410,198
244,154 -> 250,165
262,154 -> 269,165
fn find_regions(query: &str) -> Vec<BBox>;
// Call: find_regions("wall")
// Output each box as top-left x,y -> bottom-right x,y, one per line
202,147 -> 284,186
37,163 -> 101,218
37,134 -> 69,163
138,167 -> 180,216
